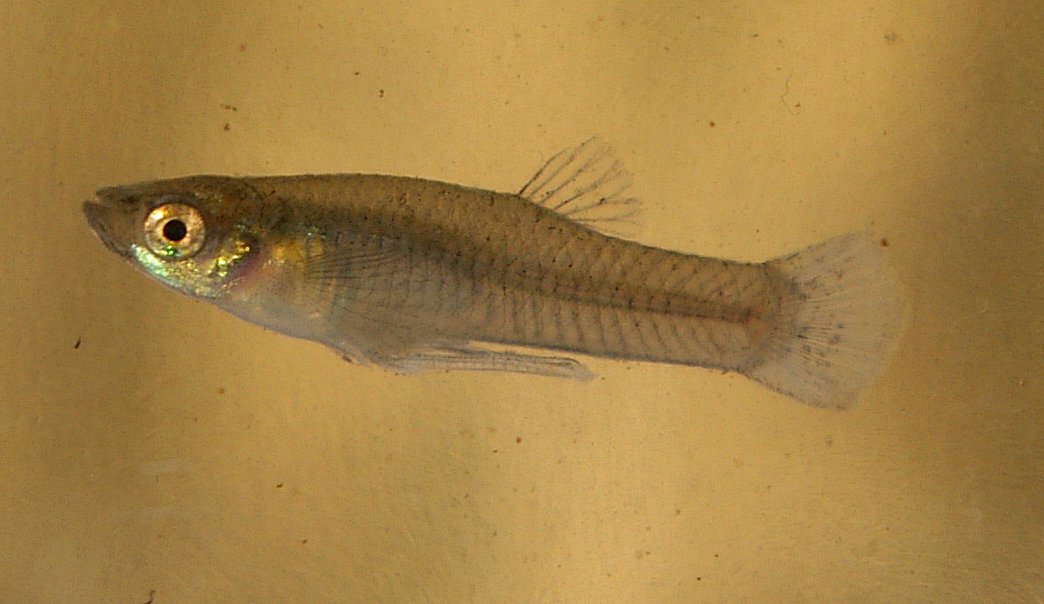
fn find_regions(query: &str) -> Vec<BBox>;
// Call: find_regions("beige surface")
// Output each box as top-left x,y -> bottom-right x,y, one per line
2,1 -> 1042,602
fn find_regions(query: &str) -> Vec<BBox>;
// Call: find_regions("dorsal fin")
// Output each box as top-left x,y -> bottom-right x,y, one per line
519,138 -> 642,238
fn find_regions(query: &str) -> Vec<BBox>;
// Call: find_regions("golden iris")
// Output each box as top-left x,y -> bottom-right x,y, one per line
143,202 -> 205,258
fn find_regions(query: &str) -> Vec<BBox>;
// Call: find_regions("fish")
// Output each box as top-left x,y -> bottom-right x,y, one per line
82,138 -> 905,408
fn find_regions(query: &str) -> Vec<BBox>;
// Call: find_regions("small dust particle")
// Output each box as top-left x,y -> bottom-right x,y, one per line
74,337 -> 81,349
223,123 -> 230,131
378,89 -> 384,98
880,237 -> 889,247
515,436 -> 522,444
220,103 -> 238,111
301,539 -> 308,544
238,43 -> 246,52
276,483 -> 283,489
709,121 -> 716,127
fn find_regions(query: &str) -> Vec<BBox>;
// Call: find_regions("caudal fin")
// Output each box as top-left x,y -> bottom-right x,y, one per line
743,234 -> 907,409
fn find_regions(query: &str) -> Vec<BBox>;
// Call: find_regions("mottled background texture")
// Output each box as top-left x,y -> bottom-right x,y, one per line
1,1 -> 1041,602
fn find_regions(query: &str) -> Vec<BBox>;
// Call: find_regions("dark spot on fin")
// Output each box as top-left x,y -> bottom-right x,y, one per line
519,137 -> 643,238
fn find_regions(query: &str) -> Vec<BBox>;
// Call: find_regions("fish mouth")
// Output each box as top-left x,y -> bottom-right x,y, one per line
82,187 -> 139,258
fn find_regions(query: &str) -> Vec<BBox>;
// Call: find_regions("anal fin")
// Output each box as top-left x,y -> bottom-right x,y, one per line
371,344 -> 595,380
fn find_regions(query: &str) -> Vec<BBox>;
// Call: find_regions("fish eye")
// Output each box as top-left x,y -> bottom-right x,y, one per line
143,202 -> 206,258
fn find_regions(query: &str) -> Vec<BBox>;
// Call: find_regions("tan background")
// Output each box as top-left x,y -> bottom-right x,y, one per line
2,1 -> 1042,602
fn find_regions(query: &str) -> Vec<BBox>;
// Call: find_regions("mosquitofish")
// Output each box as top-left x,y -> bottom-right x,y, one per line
82,139 -> 905,408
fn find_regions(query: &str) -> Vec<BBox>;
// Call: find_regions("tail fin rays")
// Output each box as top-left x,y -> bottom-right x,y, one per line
743,234 -> 907,409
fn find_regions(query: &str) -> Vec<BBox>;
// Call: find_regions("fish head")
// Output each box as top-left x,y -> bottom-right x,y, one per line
83,176 -> 262,299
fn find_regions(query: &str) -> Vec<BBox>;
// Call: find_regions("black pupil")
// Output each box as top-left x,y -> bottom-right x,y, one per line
163,219 -> 188,242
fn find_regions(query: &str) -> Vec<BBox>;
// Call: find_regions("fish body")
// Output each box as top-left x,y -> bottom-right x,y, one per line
83,140 -> 905,408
